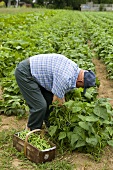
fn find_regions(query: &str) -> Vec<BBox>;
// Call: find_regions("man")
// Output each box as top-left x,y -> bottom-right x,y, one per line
15,53 -> 96,131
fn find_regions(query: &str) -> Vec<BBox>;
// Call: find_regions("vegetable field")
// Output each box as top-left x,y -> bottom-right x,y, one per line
0,8 -> 113,170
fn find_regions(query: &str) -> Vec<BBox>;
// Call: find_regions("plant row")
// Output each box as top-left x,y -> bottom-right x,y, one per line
0,10 -> 95,116
79,12 -> 113,79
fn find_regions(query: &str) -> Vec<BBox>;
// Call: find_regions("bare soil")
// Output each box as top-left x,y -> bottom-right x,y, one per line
93,58 -> 113,106
0,58 -> 113,170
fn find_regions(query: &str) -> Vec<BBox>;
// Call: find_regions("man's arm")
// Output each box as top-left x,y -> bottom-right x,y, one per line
52,95 -> 65,105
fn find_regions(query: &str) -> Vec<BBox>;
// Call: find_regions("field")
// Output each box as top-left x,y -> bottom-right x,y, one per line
0,8 -> 113,170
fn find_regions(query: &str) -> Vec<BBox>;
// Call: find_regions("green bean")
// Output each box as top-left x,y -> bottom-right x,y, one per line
18,131 -> 51,150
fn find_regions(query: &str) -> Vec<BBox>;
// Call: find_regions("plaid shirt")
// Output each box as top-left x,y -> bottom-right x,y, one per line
30,54 -> 81,98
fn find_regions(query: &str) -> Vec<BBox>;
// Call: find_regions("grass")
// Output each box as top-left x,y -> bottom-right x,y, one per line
0,129 -> 74,170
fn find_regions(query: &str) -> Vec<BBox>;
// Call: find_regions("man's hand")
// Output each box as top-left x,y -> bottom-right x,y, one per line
52,95 -> 65,106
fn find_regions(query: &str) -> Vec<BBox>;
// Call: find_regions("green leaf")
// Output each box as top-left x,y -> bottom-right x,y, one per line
72,106 -> 82,113
86,137 -> 98,146
101,131 -> 109,140
106,127 -> 113,136
64,100 -> 74,109
103,120 -> 113,125
48,126 -> 57,137
67,132 -> 73,140
93,106 -> 108,120
73,126 -> 85,139
78,115 -> 99,122
85,115 -> 99,122
78,121 -> 90,131
78,115 -> 86,121
71,115 -> 78,122
58,132 -> 66,140
16,46 -> 22,50
70,133 -> 79,146
107,140 -> 113,147
84,91 -> 92,100
75,140 -> 86,148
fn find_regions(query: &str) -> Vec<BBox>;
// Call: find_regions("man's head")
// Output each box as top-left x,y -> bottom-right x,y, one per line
84,70 -> 96,94
76,70 -> 96,93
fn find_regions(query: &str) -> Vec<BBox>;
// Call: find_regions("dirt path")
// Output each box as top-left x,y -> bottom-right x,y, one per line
93,58 -> 113,107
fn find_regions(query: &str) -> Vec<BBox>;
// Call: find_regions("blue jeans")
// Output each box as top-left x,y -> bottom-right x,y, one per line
15,59 -> 53,130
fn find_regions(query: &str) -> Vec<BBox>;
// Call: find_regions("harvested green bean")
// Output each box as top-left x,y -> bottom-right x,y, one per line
18,130 -> 51,150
